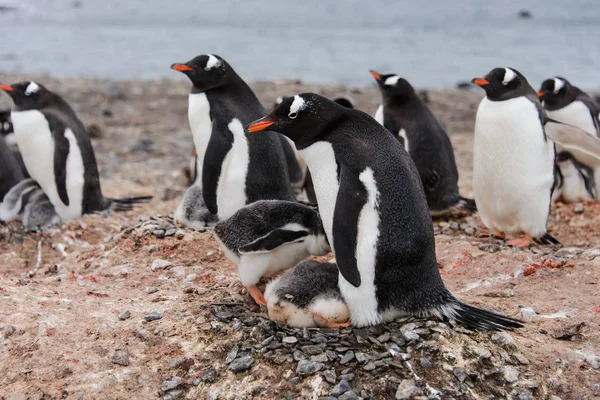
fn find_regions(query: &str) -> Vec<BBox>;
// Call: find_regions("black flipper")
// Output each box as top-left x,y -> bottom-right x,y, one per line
534,233 -> 560,245
450,301 -> 524,331
202,121 -> 233,215
238,229 -> 309,254
303,170 -> 318,204
332,165 -> 366,287
48,116 -> 71,206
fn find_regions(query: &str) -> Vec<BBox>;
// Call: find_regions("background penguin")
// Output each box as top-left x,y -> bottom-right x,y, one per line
171,54 -> 296,224
0,82 -> 152,222
538,77 -> 600,202
0,134 -> 24,202
554,152 -> 596,203
247,93 -> 522,330
264,260 -> 349,328
213,199 -> 330,305
1,110 -> 29,178
0,178 -> 60,230
370,70 -> 476,217
471,68 -> 600,247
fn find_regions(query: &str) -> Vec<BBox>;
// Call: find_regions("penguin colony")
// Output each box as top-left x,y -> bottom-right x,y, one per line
3,56 -> 600,332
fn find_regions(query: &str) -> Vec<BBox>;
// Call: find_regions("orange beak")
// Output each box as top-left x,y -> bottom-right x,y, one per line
0,84 -> 13,92
537,91 -> 545,98
247,120 -> 275,133
472,78 -> 489,87
171,63 -> 193,72
369,70 -> 381,81
192,149 -> 198,157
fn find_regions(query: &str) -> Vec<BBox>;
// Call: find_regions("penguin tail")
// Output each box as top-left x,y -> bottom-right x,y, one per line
433,301 -> 523,331
109,196 -> 153,212
534,233 -> 560,246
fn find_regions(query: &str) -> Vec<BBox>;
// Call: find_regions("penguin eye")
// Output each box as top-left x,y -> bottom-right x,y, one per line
288,112 -> 298,119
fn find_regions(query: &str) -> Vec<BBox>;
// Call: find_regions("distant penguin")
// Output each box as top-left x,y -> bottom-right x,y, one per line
370,70 -> 476,216
472,68 -> 600,246
553,152 -> 596,202
0,134 -> 24,202
246,93 -> 522,330
0,82 -> 152,222
171,54 -> 296,225
0,109 -> 28,178
538,77 -> 600,202
264,260 -> 349,328
0,178 -> 60,230
213,200 -> 330,305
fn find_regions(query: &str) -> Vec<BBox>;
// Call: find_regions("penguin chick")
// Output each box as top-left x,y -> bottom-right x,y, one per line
174,184 -> 218,230
264,260 -> 349,328
213,200 -> 330,305
0,178 -> 60,230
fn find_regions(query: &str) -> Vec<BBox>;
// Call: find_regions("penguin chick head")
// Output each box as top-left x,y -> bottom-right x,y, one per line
245,93 -> 347,150
471,67 -> 532,101
538,76 -> 572,102
369,70 -> 416,100
170,54 -> 229,92
0,81 -> 55,111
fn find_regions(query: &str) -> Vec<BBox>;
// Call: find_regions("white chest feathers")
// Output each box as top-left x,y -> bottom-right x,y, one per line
11,110 -> 85,221
216,118 -> 249,220
546,101 -> 598,136
374,105 -> 384,126
188,92 -> 212,185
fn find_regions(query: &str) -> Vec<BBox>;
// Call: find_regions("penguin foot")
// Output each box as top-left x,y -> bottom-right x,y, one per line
507,235 -> 533,248
246,285 -> 267,305
312,313 -> 350,328
492,230 -> 506,240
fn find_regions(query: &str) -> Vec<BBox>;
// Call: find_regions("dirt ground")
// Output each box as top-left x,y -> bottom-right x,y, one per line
0,73 -> 599,400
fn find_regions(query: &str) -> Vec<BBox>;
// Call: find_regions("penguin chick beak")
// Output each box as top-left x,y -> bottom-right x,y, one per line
0,84 -> 14,92
472,78 -> 489,87
171,63 -> 193,72
246,119 -> 275,133
537,91 -> 545,99
369,70 -> 381,81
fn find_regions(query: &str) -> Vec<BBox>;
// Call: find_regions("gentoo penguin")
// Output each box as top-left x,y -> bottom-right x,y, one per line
246,93 -> 522,330
264,260 -> 349,328
170,54 -> 296,224
213,200 -> 330,305
370,70 -> 476,216
538,77 -> 600,202
0,110 -> 29,178
0,134 -> 24,202
0,178 -> 60,230
471,68 -> 600,246
0,82 -> 152,222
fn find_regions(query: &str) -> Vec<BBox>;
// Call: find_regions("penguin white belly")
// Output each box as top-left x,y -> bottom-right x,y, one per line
216,119 -> 249,220
188,93 -> 212,186
374,105 -> 384,125
473,97 -> 554,237
12,111 -> 84,221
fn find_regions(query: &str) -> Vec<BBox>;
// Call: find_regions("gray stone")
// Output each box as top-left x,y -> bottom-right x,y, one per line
420,357 -> 432,369
311,354 -> 329,363
228,356 -> 254,372
322,369 -> 336,384
296,359 -> 324,375
491,332 -> 517,350
165,228 -> 177,237
362,362 -> 376,371
468,345 -> 492,359
134,329 -> 149,339
338,391 -> 359,400
453,367 -> 467,382
395,379 -> 422,399
355,352 -> 368,364
586,355 -> 600,369
160,379 -> 181,393
340,350 -> 355,364
301,345 -> 323,355
202,367 -> 217,383
332,379 -> 351,397
151,259 -> 173,271
514,353 -> 530,365
503,366 -> 519,383
111,348 -> 130,366
225,345 -> 239,364
1,324 -> 16,338
144,312 -> 162,322
118,310 -> 131,320
338,373 -> 355,382
146,286 -> 159,294
282,336 -> 298,344
192,378 -> 201,386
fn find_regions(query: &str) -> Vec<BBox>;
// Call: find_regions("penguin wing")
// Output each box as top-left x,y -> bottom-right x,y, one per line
543,117 -> 600,166
238,229 -> 309,254
47,115 -> 71,206
575,90 -> 600,133
201,122 -> 233,214
332,166 -> 366,288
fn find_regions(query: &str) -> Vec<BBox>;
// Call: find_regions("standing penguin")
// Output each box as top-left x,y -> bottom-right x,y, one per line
538,77 -> 600,202
370,70 -> 476,216
171,54 -> 295,224
471,68 -> 600,246
246,93 -> 522,330
0,82 -> 152,222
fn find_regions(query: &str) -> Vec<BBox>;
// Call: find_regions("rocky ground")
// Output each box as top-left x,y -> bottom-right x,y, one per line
0,73 -> 599,400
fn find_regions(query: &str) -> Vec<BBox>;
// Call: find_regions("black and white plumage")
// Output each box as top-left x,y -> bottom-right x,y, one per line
0,178 -> 60,230
170,54 -> 296,227
370,70 -> 475,216
0,82 -> 152,222
213,200 -> 330,305
538,77 -> 600,202
264,260 -> 349,328
0,134 -> 24,202
0,110 -> 28,179
246,93 -> 522,331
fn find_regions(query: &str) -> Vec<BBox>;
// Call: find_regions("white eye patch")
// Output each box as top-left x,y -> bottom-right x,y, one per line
553,77 -> 565,93
384,76 -> 400,86
502,68 -> 517,85
25,81 -> 40,96
205,54 -> 221,70
289,95 -> 306,118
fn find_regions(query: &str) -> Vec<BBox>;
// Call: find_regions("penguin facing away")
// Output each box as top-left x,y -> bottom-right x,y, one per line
0,134 -> 24,202
213,200 -> 330,305
471,68 -> 600,247
0,82 -> 152,222
370,70 -> 476,216
246,93 -> 522,331
264,260 -> 349,328
170,54 -> 295,223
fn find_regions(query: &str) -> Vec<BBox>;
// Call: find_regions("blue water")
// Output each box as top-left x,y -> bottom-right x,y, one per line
1,0 -> 599,88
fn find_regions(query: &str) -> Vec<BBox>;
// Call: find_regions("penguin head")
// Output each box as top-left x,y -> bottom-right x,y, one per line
170,54 -> 229,91
472,67 -> 533,101
369,70 -> 416,100
538,77 -> 574,105
245,93 -> 347,149
0,81 -> 55,110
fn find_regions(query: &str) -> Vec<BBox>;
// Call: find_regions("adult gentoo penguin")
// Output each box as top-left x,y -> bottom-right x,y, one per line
471,68 -> 600,246
0,82 -> 152,222
213,200 -> 330,304
246,93 -> 522,330
538,77 -> 600,202
370,70 -> 476,216
171,54 -> 296,223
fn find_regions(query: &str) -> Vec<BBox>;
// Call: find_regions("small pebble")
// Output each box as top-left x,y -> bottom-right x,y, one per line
338,392 -> 359,400
395,379 -> 422,399
420,358 -> 432,369
453,367 -> 467,382
296,360 -> 324,375
228,356 -> 254,372
225,346 -> 239,364
160,379 -> 181,393
301,345 -> 323,355
151,259 -> 173,271
322,369 -> 336,384
112,349 -> 130,366
144,312 -> 162,322
282,336 -> 298,344
332,379 -> 351,397
202,367 -> 217,383
2,324 -> 17,338
340,350 -> 355,364
362,362 -> 376,371
338,373 -> 355,382
146,286 -> 159,294
355,352 -> 368,364
192,378 -> 201,387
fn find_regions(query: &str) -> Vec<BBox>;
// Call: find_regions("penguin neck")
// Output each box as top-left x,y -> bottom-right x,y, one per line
384,91 -> 419,108
193,74 -> 264,113
543,86 -> 577,111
